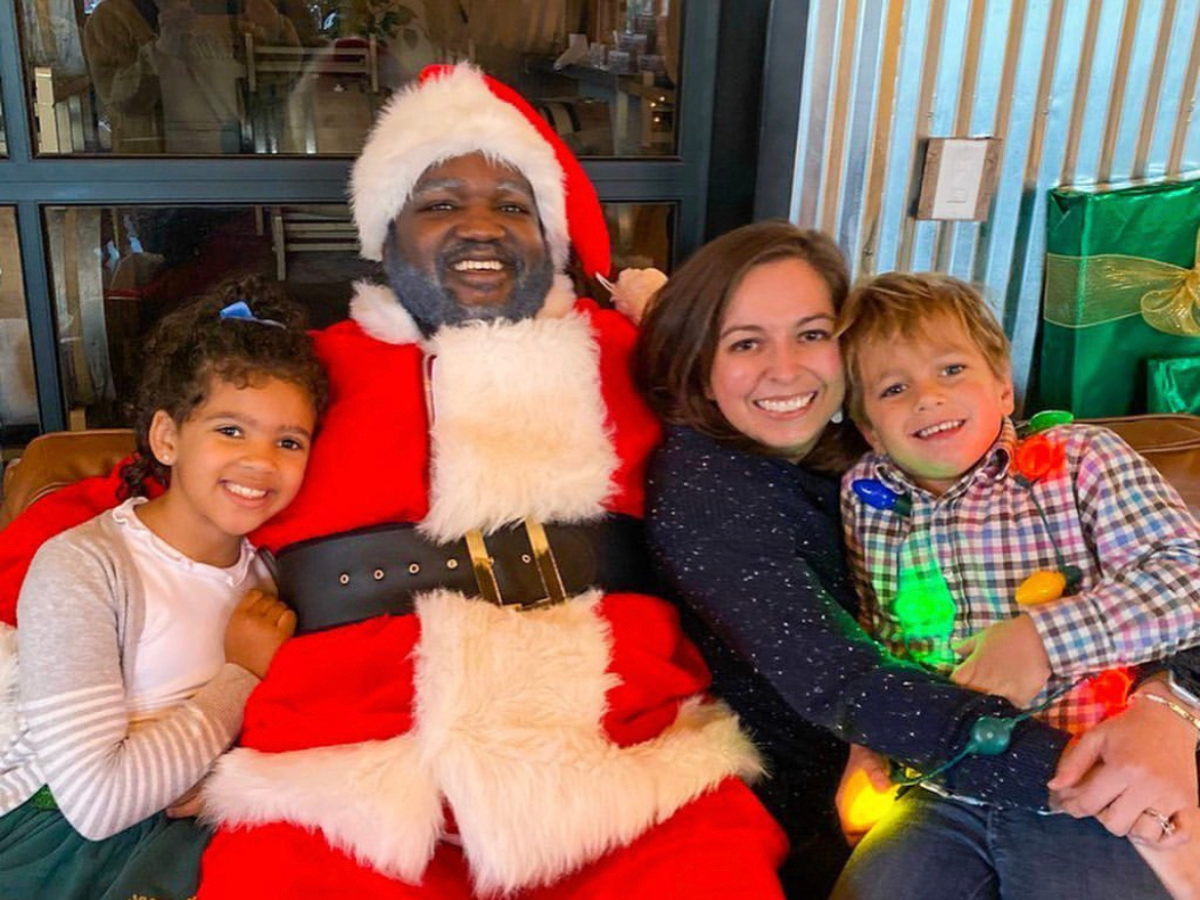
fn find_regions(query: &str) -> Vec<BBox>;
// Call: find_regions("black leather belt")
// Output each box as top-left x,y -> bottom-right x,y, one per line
274,515 -> 658,634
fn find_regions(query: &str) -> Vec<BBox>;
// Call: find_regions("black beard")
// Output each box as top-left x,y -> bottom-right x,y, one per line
382,230 -> 555,338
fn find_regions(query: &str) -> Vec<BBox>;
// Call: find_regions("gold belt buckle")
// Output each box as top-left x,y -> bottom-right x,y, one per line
464,517 -> 568,609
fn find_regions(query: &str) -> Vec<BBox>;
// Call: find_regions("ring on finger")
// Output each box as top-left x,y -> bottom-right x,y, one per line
1141,807 -> 1176,839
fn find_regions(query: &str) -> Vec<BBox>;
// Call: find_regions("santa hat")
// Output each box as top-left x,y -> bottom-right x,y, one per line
350,64 -> 610,279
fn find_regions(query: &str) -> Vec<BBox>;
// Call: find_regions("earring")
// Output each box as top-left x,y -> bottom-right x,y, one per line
160,454 -> 174,465
831,408 -> 844,424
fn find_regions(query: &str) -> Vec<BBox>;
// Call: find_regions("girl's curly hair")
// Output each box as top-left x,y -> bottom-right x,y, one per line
119,275 -> 329,498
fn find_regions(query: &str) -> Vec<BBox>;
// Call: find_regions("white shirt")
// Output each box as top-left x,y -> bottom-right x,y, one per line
115,498 -> 273,720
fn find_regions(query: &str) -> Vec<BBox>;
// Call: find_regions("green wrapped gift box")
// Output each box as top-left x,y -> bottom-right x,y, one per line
1038,179 -> 1200,418
1148,356 -> 1200,414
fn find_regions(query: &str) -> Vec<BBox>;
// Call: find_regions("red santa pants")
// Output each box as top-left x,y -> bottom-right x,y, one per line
196,779 -> 787,899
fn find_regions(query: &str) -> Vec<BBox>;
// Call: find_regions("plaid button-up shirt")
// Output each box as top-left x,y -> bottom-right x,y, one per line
842,420 -> 1200,734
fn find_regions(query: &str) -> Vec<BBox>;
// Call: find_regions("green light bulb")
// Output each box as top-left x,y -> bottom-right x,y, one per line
892,560 -> 958,669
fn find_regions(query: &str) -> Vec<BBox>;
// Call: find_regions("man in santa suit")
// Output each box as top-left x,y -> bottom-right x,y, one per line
0,64 -> 789,897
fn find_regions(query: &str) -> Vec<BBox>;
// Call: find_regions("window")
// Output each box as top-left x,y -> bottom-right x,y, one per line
21,0 -> 679,157
0,208 -> 37,451
0,0 -> 720,438
43,200 -> 672,429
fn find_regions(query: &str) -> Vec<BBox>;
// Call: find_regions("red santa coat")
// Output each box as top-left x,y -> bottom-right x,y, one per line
0,283 -> 787,897
195,284 -> 787,898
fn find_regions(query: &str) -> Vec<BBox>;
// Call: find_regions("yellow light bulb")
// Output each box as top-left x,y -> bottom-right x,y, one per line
842,769 -> 898,834
1015,570 -> 1066,606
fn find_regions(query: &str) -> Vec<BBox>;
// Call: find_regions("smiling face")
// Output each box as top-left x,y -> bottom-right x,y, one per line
857,314 -> 1014,495
138,375 -> 315,566
383,152 -> 554,334
706,257 -> 845,461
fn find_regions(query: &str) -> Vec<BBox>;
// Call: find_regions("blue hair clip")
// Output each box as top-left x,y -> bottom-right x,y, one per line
219,300 -> 285,329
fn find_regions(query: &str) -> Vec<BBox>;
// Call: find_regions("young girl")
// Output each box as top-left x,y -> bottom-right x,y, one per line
0,278 -> 327,900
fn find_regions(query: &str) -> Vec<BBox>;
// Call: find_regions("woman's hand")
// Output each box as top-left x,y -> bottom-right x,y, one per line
835,743 -> 896,847
1133,805 -> 1200,900
1048,677 -> 1199,838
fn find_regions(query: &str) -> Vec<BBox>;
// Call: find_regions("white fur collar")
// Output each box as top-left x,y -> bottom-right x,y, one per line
347,281 -> 424,345
420,310 -> 617,542
347,275 -> 579,346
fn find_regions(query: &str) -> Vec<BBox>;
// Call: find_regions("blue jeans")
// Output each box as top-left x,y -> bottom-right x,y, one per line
831,789 -> 1169,900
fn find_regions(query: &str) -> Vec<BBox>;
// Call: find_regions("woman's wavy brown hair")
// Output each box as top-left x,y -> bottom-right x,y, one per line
635,220 -> 867,474
119,275 -> 329,498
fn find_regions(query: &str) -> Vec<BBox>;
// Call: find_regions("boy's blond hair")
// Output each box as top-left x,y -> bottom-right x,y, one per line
839,272 -> 1011,426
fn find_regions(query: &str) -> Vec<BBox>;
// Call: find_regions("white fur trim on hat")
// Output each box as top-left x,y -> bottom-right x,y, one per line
351,65 -> 569,269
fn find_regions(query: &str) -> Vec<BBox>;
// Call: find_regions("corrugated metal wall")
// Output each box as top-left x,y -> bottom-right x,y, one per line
790,0 -> 1200,401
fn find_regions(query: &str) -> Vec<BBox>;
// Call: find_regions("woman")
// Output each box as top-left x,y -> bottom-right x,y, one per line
634,221 -> 1200,899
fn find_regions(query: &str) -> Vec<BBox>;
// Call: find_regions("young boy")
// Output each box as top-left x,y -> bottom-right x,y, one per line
833,272 -> 1200,900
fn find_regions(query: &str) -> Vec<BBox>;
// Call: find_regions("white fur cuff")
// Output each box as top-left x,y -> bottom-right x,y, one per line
201,735 -> 444,883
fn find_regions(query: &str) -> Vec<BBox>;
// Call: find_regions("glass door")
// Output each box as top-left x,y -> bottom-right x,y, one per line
0,0 -> 721,438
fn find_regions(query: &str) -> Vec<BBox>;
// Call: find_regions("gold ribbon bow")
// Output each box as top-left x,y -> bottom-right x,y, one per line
1044,230 -> 1200,337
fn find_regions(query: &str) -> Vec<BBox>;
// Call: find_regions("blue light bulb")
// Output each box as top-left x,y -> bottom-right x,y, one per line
852,479 -> 912,516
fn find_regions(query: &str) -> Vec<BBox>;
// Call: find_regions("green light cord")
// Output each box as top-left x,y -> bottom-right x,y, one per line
891,677 -> 1083,788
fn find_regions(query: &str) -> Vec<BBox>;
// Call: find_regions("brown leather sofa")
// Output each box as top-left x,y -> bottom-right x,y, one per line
1088,414 -> 1200,516
2,415 -> 1200,530
0,429 -> 136,530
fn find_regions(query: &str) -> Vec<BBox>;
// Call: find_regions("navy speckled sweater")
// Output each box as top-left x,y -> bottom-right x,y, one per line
646,425 -> 1072,818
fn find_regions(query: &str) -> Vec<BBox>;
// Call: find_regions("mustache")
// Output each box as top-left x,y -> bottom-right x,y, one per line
440,241 -> 520,271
